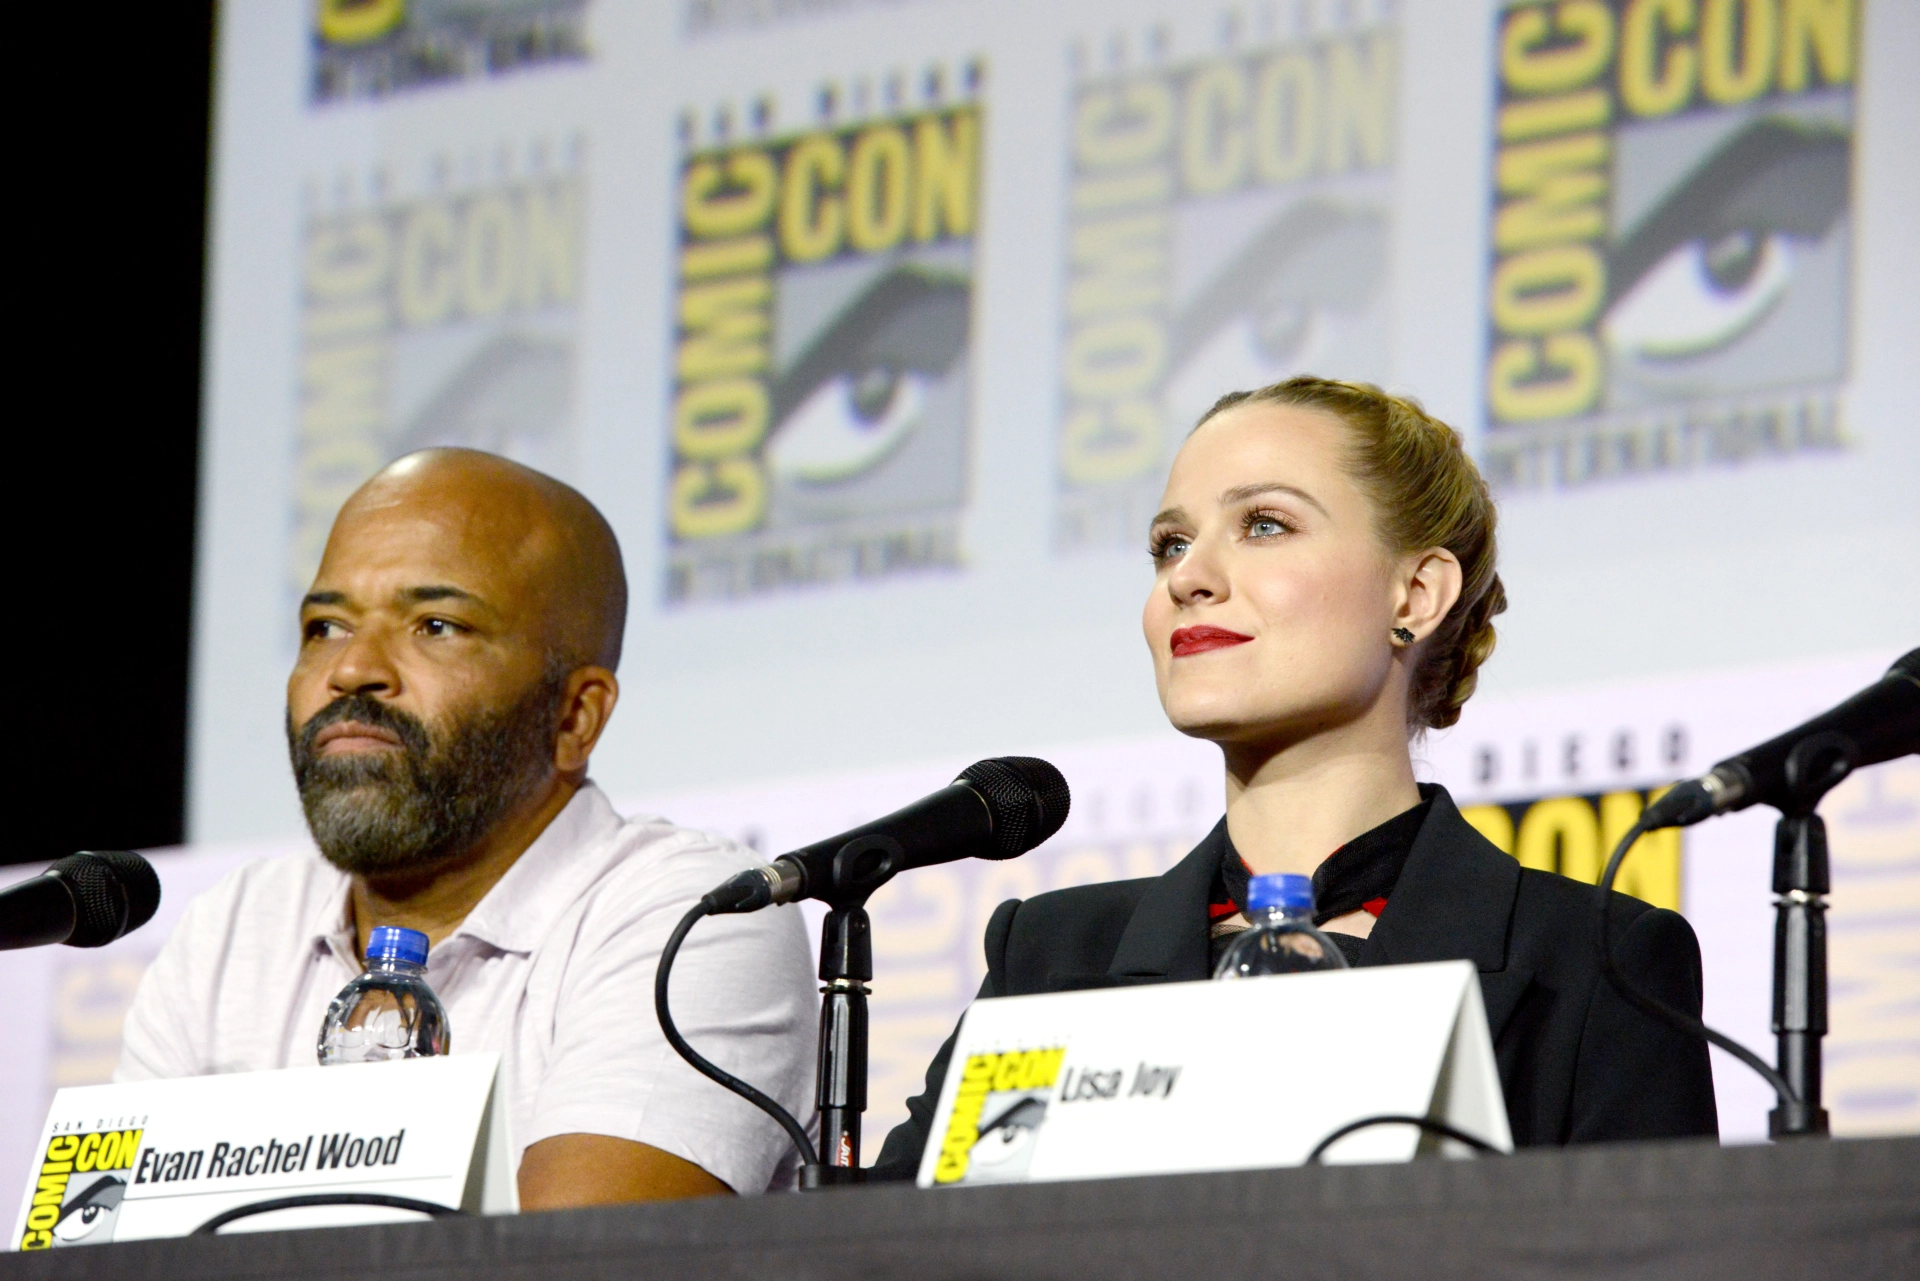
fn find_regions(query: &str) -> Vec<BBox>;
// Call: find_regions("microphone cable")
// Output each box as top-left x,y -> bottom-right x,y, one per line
654,901 -> 821,1173
1597,819 -> 1798,1108
1305,1114 -> 1504,1164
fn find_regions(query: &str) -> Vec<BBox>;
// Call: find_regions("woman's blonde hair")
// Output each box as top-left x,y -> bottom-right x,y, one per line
1198,376 -> 1506,731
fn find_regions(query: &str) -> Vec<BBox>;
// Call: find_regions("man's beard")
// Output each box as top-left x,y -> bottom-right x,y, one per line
287,675 -> 566,877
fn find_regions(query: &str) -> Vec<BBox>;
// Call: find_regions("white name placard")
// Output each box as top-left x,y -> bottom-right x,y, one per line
11,1054 -> 513,1251
916,960 -> 1512,1187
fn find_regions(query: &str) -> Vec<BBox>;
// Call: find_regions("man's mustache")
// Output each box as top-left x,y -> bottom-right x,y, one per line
292,694 -> 434,767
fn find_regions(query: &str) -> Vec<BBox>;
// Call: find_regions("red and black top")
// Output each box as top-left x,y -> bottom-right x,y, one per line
1206,797 -> 1433,968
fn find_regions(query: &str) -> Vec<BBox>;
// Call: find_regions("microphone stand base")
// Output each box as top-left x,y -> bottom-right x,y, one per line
799,1164 -> 866,1191
1767,1103 -> 1830,1139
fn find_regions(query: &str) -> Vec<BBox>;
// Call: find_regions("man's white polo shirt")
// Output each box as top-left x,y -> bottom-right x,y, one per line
115,783 -> 816,1195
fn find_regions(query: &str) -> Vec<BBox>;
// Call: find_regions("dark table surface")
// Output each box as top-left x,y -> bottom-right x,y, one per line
11,1134 -> 1918,1280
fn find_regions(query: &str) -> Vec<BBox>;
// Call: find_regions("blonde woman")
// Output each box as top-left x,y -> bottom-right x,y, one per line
874,377 -> 1716,1176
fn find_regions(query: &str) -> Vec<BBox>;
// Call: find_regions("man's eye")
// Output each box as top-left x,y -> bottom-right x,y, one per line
420,618 -> 463,637
303,619 -> 343,641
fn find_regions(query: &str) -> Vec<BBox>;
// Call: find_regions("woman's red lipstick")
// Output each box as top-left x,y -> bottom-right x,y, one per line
1170,626 -> 1254,658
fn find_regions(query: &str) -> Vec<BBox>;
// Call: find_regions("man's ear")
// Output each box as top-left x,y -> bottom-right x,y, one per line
1394,548 -> 1463,643
553,667 -> 619,776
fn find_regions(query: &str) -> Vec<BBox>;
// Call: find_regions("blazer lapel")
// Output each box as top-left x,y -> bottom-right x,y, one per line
1361,786 -> 1533,1039
1106,820 -> 1222,983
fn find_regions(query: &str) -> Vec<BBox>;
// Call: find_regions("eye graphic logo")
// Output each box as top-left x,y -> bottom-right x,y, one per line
1055,19 -> 1397,553
1482,0 -> 1857,490
666,94 -> 981,605
1602,118 -> 1848,389
767,267 -> 970,489
49,1176 -> 126,1246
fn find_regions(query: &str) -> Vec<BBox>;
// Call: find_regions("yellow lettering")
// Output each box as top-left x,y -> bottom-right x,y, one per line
673,378 -> 770,460
682,151 -> 777,238
1602,789 -> 1684,910
676,278 -> 771,381
1252,53 -> 1319,182
1063,316 -> 1165,399
1060,400 -> 1162,484
1497,87 -> 1612,140
1066,213 -> 1167,319
1491,243 -> 1606,334
1516,795 -> 1601,879
913,110 -> 978,240
318,0 -> 403,44
522,180 -> 579,305
396,202 -> 457,326
1488,333 -> 1603,420
1779,0 -> 1853,91
680,235 -> 773,280
1503,0 -> 1616,93
460,194 -> 519,317
1700,0 -> 1777,104
1075,80 -> 1175,168
1462,804 -> 1517,853
1620,0 -> 1699,116
846,126 -> 911,252
779,135 -> 845,262
1494,133 -> 1611,251
304,217 -> 391,300
1325,31 -> 1395,172
1181,63 -> 1248,195
670,460 -> 766,539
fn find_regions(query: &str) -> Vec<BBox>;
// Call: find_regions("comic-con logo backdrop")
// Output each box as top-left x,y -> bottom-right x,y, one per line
1055,16 -> 1397,553
1483,0 -> 1856,489
666,97 -> 980,605
291,146 -> 584,604
311,0 -> 590,104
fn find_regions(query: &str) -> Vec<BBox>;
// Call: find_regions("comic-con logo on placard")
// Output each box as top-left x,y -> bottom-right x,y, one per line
291,145 -> 583,602
1483,0 -> 1856,489
665,97 -> 980,604
17,1125 -> 143,1250
1056,16 -> 1397,552
311,0 -> 590,104
934,1047 -> 1065,1186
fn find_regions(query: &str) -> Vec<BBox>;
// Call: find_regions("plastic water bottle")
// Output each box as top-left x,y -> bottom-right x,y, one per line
1212,872 -> 1351,979
317,926 -> 451,1065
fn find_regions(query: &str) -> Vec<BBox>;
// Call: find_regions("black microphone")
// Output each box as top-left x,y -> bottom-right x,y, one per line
1644,649 -> 1920,829
0,851 -> 162,951
702,757 -> 1071,912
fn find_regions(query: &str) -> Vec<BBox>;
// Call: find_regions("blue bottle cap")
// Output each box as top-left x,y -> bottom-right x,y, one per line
366,926 -> 429,967
1245,872 -> 1314,913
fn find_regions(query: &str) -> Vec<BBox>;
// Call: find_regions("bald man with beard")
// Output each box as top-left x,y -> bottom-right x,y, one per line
116,450 -> 816,1208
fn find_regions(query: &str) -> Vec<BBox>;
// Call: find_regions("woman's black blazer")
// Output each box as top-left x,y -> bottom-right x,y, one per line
871,785 -> 1718,1179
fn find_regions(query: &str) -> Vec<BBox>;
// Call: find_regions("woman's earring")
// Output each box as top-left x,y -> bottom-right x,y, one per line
1391,627 -> 1415,645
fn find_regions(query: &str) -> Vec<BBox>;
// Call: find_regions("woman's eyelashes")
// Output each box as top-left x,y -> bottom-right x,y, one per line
1241,507 -> 1295,540
1150,508 -> 1296,564
1148,528 -> 1191,565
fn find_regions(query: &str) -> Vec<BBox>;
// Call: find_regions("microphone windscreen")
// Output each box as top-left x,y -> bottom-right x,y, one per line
958,757 -> 1071,856
51,851 -> 161,947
